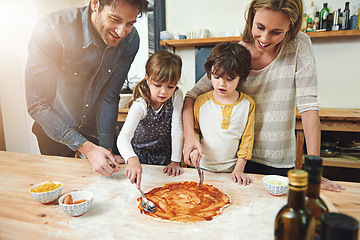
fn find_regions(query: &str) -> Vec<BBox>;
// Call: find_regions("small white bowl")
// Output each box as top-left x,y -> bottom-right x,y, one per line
263,175 -> 289,196
58,191 -> 93,217
29,181 -> 63,204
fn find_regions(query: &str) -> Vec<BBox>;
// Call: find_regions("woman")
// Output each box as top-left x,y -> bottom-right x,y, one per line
182,0 -> 344,191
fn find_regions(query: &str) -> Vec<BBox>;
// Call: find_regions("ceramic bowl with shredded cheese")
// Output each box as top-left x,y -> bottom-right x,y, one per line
58,191 -> 93,217
29,181 -> 63,204
263,175 -> 289,196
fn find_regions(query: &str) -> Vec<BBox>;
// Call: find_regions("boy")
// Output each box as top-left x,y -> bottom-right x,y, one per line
189,42 -> 254,185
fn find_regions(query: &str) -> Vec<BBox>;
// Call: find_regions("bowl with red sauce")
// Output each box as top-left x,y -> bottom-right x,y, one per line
58,190 -> 93,217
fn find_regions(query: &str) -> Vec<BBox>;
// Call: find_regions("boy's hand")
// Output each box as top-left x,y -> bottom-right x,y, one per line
163,161 -> 183,177
231,170 -> 252,186
125,157 -> 142,189
231,158 -> 252,186
189,149 -> 201,167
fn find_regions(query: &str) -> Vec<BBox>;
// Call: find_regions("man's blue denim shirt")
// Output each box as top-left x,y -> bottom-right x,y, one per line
25,5 -> 139,151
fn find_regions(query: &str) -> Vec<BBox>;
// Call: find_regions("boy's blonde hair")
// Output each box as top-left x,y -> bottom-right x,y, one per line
129,50 -> 182,108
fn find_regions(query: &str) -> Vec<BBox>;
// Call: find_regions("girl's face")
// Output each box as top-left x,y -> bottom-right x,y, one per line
211,68 -> 240,101
252,9 -> 291,54
147,77 -> 177,109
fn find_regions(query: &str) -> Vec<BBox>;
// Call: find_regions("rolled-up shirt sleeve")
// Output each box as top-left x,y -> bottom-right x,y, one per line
185,74 -> 213,100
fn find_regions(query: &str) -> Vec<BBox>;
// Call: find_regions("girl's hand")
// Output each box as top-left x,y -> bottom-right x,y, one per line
125,157 -> 142,189
231,159 -> 252,186
163,161 -> 183,177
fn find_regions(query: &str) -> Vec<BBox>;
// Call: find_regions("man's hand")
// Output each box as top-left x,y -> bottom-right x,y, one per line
113,154 -> 125,165
78,141 -> 120,176
163,161 -> 183,176
321,177 -> 345,192
125,157 -> 142,189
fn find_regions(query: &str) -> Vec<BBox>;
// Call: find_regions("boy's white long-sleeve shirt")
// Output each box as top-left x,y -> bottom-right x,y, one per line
117,89 -> 183,163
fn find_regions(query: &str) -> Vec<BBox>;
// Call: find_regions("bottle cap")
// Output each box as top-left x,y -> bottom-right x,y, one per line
303,155 -> 322,169
321,212 -> 359,240
303,155 -> 322,183
324,3 -> 328,7
288,170 -> 308,189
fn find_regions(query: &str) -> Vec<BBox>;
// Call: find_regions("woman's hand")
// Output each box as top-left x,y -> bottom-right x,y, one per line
182,96 -> 204,166
188,148 -> 202,167
163,161 -> 183,176
183,136 -> 203,166
321,177 -> 345,192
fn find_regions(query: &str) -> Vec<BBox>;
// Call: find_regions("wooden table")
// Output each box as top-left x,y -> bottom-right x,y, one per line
295,108 -> 360,169
1,151 -> 359,240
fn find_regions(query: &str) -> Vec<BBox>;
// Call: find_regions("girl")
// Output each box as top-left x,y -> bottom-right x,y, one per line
182,0 -> 343,191
117,50 -> 183,189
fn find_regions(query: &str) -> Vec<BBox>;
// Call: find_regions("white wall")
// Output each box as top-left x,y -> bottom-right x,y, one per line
0,1 -> 39,154
1,0 -> 359,154
167,0 -> 360,108
0,0 -> 148,154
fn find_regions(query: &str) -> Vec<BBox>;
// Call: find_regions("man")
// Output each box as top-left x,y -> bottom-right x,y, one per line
25,0 -> 148,176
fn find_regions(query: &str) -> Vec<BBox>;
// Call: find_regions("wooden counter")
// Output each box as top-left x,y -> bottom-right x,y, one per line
0,151 -> 359,239
295,108 -> 360,169
117,108 -> 129,122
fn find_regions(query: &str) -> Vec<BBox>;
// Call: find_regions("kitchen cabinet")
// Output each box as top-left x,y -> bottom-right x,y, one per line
295,108 -> 360,171
160,29 -> 360,49
118,107 -> 360,172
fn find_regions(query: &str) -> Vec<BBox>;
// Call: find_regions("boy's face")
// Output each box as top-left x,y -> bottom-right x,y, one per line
211,67 -> 240,101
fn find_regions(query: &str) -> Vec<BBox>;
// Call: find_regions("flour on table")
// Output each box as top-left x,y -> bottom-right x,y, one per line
50,169 -> 287,240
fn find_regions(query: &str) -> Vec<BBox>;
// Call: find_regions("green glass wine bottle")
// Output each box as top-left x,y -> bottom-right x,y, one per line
303,155 -> 328,240
275,170 -> 315,240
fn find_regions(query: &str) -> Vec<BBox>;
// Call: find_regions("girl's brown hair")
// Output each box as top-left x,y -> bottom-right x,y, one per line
128,50 -> 182,108
242,0 -> 303,50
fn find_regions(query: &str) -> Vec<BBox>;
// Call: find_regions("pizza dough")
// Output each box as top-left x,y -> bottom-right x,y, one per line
137,181 -> 231,223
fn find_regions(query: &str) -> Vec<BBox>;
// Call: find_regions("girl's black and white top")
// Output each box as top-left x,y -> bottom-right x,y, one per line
117,89 -> 183,165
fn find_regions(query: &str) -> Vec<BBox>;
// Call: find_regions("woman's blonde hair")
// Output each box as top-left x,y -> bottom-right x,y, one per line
128,50 -> 182,108
242,0 -> 303,49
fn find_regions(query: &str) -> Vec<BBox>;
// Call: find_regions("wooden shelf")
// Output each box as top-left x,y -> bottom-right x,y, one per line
160,29 -> 360,48
306,29 -> 360,39
295,108 -> 360,171
160,36 -> 242,48
323,155 -> 360,169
